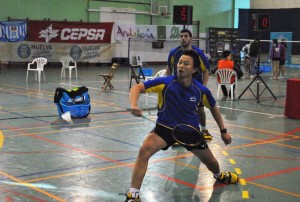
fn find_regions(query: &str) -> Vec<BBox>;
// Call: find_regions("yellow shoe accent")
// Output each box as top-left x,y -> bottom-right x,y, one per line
216,172 -> 239,184
202,129 -> 213,142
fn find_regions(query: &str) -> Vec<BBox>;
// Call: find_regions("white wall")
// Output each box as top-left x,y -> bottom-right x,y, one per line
251,0 -> 300,8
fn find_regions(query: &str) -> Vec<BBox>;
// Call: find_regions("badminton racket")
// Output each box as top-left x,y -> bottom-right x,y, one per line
127,108 -> 204,147
171,124 -> 204,147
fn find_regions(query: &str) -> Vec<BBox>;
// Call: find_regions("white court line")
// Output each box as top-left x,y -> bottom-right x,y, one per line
50,82 -> 284,117
218,106 -> 284,117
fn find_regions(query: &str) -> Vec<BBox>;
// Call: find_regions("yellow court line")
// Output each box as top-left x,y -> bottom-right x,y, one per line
242,190 -> 249,199
229,159 -> 236,164
0,130 -> 4,149
239,179 -> 247,185
0,170 -> 65,201
6,121 -> 147,138
1,117 -> 135,132
248,181 -> 300,198
222,151 -> 229,156
235,168 -> 242,174
0,154 -> 196,187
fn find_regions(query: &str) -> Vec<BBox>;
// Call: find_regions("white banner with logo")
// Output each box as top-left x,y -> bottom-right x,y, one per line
114,24 -> 192,41
0,41 -> 116,62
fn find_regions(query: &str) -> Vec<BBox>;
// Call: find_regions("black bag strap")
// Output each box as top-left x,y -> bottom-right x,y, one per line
54,86 -> 89,103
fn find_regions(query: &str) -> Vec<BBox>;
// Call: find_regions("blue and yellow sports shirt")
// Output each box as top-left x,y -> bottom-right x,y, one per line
167,45 -> 210,84
144,75 -> 216,129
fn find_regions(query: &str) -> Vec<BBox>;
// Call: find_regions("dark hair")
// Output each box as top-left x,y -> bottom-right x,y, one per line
182,50 -> 200,68
181,29 -> 192,37
273,38 -> 278,47
222,50 -> 231,58
281,39 -> 288,48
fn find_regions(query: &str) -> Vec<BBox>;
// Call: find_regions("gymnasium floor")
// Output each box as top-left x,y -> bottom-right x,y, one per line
0,64 -> 299,202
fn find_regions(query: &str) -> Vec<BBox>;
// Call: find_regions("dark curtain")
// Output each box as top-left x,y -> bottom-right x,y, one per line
238,8 -> 300,54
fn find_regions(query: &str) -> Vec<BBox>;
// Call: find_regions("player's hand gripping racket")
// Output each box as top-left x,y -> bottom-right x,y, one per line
127,107 -> 155,122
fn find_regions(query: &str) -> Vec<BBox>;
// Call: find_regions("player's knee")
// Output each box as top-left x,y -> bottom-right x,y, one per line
138,144 -> 155,160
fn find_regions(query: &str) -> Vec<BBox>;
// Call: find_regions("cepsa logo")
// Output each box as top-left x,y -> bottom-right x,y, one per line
61,28 -> 105,40
39,25 -> 106,42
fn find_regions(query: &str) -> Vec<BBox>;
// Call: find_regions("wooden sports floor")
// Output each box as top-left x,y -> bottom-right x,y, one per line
0,64 -> 299,202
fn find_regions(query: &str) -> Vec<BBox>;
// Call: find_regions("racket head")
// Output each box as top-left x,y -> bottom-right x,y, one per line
172,124 -> 203,147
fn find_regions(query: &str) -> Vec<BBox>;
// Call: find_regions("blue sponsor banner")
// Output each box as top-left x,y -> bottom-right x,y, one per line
0,21 -> 27,42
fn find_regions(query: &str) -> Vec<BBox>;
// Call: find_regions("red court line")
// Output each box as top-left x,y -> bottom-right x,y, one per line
230,154 -> 300,161
0,122 -> 224,194
238,131 -> 298,148
285,127 -> 300,135
2,122 -> 299,198
245,166 -> 300,182
0,123 -> 127,167
0,187 -> 47,202
149,171 -> 206,191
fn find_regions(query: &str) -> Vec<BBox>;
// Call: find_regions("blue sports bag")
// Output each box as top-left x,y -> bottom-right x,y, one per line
54,86 -> 91,118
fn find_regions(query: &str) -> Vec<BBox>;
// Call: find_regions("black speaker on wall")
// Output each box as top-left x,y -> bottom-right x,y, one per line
173,5 -> 193,25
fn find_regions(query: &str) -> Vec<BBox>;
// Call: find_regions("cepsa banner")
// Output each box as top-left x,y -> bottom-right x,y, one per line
28,21 -> 114,43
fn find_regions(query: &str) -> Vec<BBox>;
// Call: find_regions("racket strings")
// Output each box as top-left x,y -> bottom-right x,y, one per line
173,124 -> 203,146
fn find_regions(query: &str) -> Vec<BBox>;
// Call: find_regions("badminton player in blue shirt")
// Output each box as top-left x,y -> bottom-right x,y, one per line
125,50 -> 238,202
166,29 -> 212,145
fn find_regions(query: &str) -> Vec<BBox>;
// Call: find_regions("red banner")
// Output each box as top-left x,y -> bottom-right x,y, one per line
28,21 -> 113,43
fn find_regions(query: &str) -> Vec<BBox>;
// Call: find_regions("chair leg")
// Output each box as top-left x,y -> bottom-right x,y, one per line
61,68 -> 64,78
217,85 -> 220,100
69,68 -> 72,79
35,72 -> 38,82
230,85 -> 234,100
145,93 -> 148,106
75,68 -> 78,78
43,71 -> 46,82
235,84 -> 237,98
38,71 -> 41,83
26,70 -> 29,82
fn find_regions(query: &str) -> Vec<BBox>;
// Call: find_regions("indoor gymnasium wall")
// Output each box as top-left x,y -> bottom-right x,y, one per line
250,0 -> 300,9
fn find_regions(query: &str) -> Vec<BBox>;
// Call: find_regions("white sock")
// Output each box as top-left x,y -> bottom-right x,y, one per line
201,125 -> 206,130
129,188 -> 140,198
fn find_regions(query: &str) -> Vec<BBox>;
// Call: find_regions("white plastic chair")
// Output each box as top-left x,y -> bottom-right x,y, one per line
136,55 -> 143,66
215,69 -> 237,100
26,57 -> 47,83
144,69 -> 166,106
60,57 -> 77,79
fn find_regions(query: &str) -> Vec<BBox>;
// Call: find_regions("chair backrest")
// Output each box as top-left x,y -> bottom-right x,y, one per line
155,69 -> 166,77
216,69 -> 236,84
60,57 -> 75,67
33,57 -> 47,70
108,63 -> 118,76
145,69 -> 166,81
136,55 -> 143,66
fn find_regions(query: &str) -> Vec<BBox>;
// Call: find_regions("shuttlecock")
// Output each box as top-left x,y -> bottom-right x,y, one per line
61,111 -> 73,124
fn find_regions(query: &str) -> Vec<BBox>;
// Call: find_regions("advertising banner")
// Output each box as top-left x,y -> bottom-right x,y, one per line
0,41 -> 115,62
114,24 -> 192,41
0,21 -> 27,42
28,21 -> 114,44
